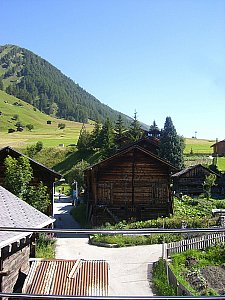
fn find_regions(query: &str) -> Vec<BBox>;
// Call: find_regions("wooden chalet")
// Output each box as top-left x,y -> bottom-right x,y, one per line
85,145 -> 178,226
211,139 -> 225,157
0,146 -> 62,215
172,164 -> 220,196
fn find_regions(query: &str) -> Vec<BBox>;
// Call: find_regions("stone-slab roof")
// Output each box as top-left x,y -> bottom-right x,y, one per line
0,186 -> 54,249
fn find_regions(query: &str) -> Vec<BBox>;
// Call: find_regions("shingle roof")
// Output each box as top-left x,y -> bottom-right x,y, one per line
0,186 -> 54,249
171,164 -> 220,178
23,259 -> 109,296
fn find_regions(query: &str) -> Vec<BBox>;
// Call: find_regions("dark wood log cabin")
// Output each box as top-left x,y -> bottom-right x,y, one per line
172,164 -> 221,196
85,145 -> 178,226
211,139 -> 225,157
0,146 -> 62,215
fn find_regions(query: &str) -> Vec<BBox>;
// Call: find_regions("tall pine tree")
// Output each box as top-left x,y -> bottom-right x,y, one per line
159,116 -> 184,169
99,117 -> 115,158
77,123 -> 92,152
148,120 -> 160,138
127,111 -> 143,142
114,114 -> 127,149
90,119 -> 102,150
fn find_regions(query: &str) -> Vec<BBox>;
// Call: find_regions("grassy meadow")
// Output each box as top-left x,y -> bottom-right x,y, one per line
0,90 -> 94,148
184,138 -> 215,155
1,90 -> 223,171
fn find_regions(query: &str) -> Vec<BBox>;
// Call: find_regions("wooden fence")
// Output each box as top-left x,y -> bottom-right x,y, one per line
166,232 -> 225,258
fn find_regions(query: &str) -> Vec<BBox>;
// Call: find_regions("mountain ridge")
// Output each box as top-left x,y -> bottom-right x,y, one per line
0,44 -> 133,125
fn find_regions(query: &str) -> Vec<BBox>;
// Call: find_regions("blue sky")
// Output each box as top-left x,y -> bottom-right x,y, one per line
1,0 -> 225,140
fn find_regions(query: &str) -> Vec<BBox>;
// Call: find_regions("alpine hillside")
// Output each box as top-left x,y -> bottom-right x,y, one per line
0,44 -> 131,124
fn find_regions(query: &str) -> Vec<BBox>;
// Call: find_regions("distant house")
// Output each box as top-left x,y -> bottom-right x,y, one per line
172,164 -> 220,196
0,186 -> 54,294
85,145 -> 178,226
0,146 -> 62,215
23,259 -> 109,296
211,139 -> 225,157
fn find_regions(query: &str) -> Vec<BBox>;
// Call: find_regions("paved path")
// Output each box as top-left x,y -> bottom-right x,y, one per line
54,198 -> 162,296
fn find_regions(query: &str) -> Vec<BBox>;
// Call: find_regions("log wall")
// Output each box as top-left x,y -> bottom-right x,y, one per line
86,147 -> 174,225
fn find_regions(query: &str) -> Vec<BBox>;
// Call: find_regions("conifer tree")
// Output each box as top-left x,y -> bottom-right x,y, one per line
100,117 -> 115,158
114,114 -> 127,148
77,124 -> 92,152
128,111 -> 143,142
159,116 -> 184,169
149,120 -> 160,138
90,120 -> 102,150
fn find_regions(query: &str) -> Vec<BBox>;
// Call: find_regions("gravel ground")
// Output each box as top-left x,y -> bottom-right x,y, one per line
53,198 -> 162,296
201,266 -> 225,295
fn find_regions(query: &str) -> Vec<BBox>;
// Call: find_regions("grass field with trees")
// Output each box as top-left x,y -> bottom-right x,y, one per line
0,90 -> 94,148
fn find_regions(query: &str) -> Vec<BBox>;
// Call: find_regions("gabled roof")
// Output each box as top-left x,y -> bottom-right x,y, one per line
0,146 -> 62,178
171,164 -> 220,178
211,139 -> 225,147
86,144 -> 178,172
23,259 -> 109,296
0,186 -> 54,249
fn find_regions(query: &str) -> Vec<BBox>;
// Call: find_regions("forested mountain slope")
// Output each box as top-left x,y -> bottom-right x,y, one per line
0,44 -> 131,124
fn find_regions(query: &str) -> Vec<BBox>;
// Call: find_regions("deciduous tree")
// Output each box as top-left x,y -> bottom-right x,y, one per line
4,155 -> 50,213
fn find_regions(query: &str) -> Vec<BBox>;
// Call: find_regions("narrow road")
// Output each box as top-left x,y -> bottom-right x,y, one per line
54,197 -> 162,296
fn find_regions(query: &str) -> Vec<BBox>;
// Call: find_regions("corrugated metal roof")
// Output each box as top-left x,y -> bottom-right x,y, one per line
23,259 -> 109,296
0,186 -> 54,248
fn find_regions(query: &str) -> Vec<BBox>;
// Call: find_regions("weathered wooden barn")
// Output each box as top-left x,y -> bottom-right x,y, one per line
172,164 -> 220,196
85,145 -> 178,225
0,186 -> 54,294
211,139 -> 225,157
0,146 -> 62,215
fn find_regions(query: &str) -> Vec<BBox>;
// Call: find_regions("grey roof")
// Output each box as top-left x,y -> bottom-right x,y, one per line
171,164 -> 220,178
0,186 -> 54,249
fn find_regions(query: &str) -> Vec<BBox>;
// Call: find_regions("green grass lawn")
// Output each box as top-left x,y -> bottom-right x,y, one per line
0,90 -> 94,149
184,138 -> 215,155
216,157 -> 225,171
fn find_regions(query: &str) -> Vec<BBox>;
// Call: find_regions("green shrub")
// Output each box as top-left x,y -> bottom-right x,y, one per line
36,234 -> 55,259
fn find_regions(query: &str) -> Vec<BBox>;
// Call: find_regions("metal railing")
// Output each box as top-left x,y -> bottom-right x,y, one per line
1,226 -> 225,299
0,293 -> 225,299
1,226 -> 225,234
